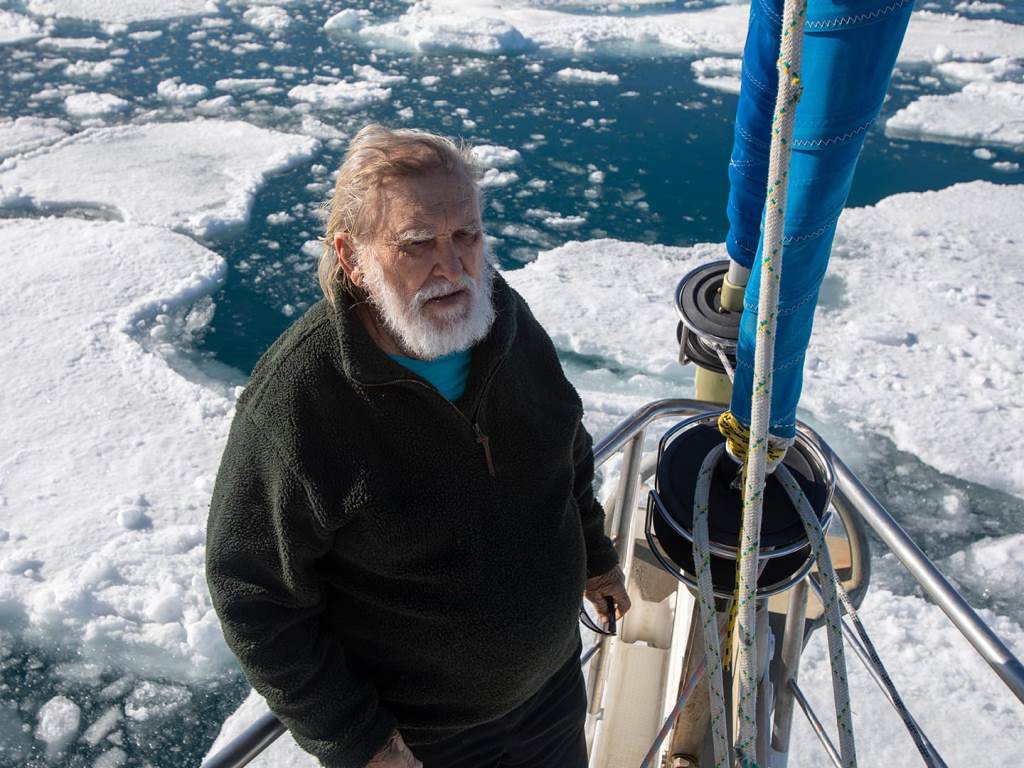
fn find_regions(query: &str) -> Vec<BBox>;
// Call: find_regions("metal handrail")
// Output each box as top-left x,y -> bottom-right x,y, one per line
201,398 -> 1024,768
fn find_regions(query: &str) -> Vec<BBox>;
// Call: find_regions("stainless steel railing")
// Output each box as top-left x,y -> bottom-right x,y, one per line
201,398 -> 1024,768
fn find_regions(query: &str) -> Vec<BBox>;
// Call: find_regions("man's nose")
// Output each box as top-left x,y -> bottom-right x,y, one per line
433,237 -> 464,282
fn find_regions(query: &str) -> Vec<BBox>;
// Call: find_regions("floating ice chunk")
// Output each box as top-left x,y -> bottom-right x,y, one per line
420,75 -> 441,86
954,0 -> 1006,12
479,168 -> 519,188
470,144 -> 522,168
0,116 -> 69,160
0,10 -> 45,45
691,56 -> 742,94
352,0 -> 745,57
992,160 -> 1020,171
0,120 -> 319,238
65,59 -> 117,80
365,13 -> 532,55
38,36 -> 110,50
353,63 -> 408,85
64,91 -> 130,117
886,81 -> 1024,151
972,147 -> 995,159
324,8 -> 363,32
156,77 -> 209,104
82,706 -> 122,747
543,213 -> 587,230
555,67 -> 620,85
214,77 -> 277,93
935,56 -> 1023,84
287,80 -> 391,111
124,681 -> 191,721
26,0 -> 219,25
243,6 -> 290,33
93,747 -> 128,768
34,696 -> 81,760
127,30 -> 162,42
898,12 -> 1023,66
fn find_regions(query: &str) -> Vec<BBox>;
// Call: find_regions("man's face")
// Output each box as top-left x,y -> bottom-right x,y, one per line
355,168 -> 495,360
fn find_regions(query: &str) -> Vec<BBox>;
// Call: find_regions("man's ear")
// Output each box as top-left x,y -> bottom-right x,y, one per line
334,232 -> 362,287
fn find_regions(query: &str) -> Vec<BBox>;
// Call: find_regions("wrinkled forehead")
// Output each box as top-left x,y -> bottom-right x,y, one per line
376,170 -> 481,232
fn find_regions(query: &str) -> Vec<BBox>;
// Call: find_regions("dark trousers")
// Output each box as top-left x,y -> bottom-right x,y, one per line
409,638 -> 589,768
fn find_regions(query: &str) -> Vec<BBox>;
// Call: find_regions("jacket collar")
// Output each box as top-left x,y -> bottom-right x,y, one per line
328,268 -> 517,391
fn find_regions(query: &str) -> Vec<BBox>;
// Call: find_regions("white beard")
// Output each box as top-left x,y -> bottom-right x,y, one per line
359,246 -> 496,360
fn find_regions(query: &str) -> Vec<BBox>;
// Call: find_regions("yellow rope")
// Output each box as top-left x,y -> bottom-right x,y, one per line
716,411 -> 788,671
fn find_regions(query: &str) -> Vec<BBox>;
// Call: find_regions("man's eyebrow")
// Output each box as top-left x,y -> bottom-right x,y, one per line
393,228 -> 436,245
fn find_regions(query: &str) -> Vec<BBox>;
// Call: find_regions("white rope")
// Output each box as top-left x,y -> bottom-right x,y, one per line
776,466 -> 856,766
693,443 -> 732,767
732,0 -> 811,761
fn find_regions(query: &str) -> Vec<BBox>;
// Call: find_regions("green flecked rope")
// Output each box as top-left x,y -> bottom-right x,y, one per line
731,0 -> 810,761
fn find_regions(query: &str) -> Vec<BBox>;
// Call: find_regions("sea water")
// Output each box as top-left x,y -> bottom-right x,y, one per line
1,1 -> 1022,766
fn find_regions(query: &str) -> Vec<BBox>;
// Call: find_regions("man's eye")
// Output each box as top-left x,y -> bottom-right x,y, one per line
455,230 -> 480,243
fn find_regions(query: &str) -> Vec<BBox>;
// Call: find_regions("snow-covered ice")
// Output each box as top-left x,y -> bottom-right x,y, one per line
886,81 -> 1024,151
37,36 -> 111,51
156,78 -> 210,104
0,217 -> 234,678
64,91 -> 131,117
555,68 -> 620,85
243,5 -> 290,33
789,589 -> 1024,767
692,56 -> 743,93
343,0 -> 747,57
0,10 -> 45,46
287,80 -> 392,111
26,0 -> 219,25
34,695 -> 81,760
470,143 -> 522,168
0,120 -> 320,239
0,117 -> 69,160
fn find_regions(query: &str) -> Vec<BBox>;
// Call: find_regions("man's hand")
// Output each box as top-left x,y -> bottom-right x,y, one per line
366,729 -> 422,768
584,565 -> 632,623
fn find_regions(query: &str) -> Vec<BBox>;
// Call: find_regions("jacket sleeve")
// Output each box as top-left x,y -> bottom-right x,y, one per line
572,419 -> 621,578
205,410 -> 397,768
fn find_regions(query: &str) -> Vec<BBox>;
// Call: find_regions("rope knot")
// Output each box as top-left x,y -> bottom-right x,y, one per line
717,411 -> 792,474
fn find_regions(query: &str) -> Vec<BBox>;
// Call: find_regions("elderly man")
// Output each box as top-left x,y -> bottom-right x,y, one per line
205,124 -> 630,768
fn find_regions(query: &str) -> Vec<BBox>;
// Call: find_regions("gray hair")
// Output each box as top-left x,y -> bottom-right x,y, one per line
318,124 -> 484,305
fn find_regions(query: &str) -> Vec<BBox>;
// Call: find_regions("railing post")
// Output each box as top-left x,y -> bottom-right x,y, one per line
771,578 -> 807,762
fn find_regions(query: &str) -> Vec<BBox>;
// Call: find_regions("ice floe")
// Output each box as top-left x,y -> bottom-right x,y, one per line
242,5 -> 290,33
34,696 -> 81,760
156,77 -> 210,105
0,120 -> 320,239
886,81 -> 1024,150
25,0 -> 219,26
470,143 -> 522,168
555,67 -> 621,85
0,217 -> 234,678
287,80 -> 392,111
346,0 -> 745,56
64,91 -> 131,117
691,56 -> 743,93
37,36 -> 111,51
0,10 -> 46,46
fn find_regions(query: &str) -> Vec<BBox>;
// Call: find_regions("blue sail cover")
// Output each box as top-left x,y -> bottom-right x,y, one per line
727,0 -> 915,437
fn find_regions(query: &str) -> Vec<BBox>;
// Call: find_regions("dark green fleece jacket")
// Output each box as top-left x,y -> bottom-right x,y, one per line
205,271 -> 619,768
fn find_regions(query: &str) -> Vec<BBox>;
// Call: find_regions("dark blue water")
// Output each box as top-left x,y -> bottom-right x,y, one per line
1,1 -> 1022,765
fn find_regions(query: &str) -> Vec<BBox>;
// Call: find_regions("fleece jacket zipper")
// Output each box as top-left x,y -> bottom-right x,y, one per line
368,359 -> 505,478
